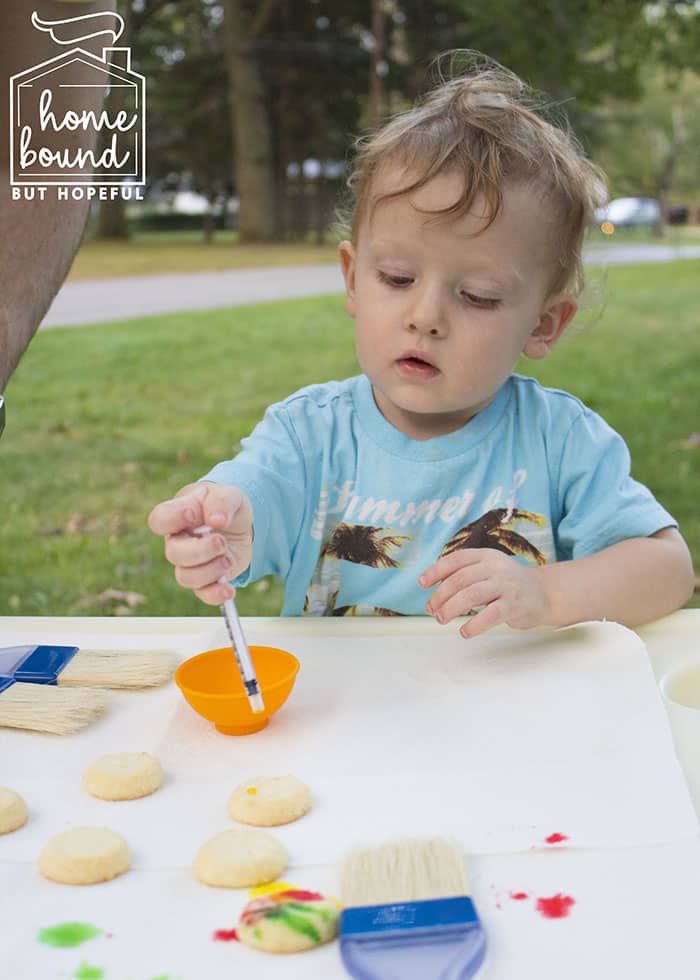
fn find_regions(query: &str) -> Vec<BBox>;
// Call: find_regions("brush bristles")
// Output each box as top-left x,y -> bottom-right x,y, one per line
0,683 -> 110,734
341,837 -> 468,907
58,650 -> 179,688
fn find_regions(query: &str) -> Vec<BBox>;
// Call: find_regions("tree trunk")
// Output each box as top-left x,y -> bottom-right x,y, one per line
95,0 -> 131,240
95,190 -> 129,239
202,207 -> 215,244
652,105 -> 687,238
368,0 -> 387,126
222,0 -> 277,242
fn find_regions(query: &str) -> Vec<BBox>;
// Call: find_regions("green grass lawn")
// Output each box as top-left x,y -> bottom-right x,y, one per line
1,260 -> 698,617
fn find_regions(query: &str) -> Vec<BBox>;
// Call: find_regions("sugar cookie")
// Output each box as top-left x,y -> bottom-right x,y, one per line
82,752 -> 163,801
39,827 -> 130,885
194,829 -> 287,888
0,786 -> 28,835
228,775 -> 311,827
237,888 -> 340,953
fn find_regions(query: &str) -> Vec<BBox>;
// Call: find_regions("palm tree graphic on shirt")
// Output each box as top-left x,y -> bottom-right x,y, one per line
440,507 -> 547,565
303,508 -> 548,616
303,522 -> 412,616
321,522 -> 411,567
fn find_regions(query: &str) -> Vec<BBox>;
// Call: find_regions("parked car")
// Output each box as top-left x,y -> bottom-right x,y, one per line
667,205 -> 689,226
594,197 -> 661,232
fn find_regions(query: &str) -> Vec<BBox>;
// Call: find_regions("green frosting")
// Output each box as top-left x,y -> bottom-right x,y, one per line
38,923 -> 101,948
74,963 -> 104,980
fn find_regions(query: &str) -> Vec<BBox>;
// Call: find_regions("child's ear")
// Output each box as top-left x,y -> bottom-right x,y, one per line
522,294 -> 578,360
338,241 -> 357,316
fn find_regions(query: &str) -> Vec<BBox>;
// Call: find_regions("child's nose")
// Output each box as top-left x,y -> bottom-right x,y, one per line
408,321 -> 441,337
405,285 -> 446,337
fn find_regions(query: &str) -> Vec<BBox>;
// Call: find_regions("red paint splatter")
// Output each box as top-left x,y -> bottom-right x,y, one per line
544,833 -> 569,845
213,929 -> 239,942
510,892 -> 529,901
535,894 -> 575,919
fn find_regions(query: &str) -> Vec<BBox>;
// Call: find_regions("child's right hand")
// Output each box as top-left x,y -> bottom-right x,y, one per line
147,482 -> 254,605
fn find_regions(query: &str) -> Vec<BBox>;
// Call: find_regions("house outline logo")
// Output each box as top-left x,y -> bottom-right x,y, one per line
10,11 -> 146,188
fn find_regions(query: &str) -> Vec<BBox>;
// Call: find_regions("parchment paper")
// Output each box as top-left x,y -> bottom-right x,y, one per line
2,620 -> 699,979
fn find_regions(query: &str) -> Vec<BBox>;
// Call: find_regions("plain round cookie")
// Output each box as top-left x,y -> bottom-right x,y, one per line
227,775 -> 311,827
194,829 -> 287,888
83,752 -> 163,801
237,889 -> 340,953
39,827 -> 130,885
0,787 -> 28,835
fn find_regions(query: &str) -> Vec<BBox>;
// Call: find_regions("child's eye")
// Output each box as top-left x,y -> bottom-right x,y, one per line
377,270 -> 414,287
461,291 -> 500,310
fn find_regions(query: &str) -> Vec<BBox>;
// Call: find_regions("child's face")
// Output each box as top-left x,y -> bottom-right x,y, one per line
339,168 -> 576,440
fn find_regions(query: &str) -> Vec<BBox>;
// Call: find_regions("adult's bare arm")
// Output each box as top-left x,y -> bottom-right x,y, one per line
0,0 -> 116,390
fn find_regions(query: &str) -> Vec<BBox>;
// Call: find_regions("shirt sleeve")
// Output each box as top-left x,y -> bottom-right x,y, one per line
554,408 -> 677,560
200,403 -> 308,585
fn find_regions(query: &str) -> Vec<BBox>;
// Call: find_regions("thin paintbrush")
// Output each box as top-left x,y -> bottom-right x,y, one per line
340,837 -> 486,980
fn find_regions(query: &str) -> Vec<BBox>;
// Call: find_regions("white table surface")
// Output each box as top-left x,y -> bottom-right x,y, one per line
1,611 -> 699,980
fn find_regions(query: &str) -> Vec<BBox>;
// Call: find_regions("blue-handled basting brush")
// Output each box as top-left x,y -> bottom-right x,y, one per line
340,838 -> 486,980
0,644 -> 177,689
0,673 -> 109,734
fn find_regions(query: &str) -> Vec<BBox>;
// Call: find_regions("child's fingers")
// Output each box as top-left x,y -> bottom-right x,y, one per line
193,581 -> 236,606
459,600 -> 505,639
148,484 -> 208,535
419,548 -> 489,589
429,579 -> 499,625
147,497 -> 193,535
425,563 -> 489,617
203,485 -> 250,533
164,529 -> 226,569
174,554 -> 236,592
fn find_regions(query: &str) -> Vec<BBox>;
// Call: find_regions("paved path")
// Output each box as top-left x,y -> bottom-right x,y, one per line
41,244 -> 700,329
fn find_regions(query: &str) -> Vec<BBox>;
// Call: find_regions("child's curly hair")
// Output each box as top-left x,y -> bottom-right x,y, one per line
341,52 -> 607,296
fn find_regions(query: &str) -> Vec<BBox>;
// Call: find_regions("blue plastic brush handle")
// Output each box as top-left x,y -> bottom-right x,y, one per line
340,897 -> 486,980
0,645 -> 79,685
342,896 -> 479,935
0,646 -> 38,679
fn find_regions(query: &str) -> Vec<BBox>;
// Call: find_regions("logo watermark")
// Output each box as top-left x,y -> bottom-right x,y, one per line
10,10 -> 146,201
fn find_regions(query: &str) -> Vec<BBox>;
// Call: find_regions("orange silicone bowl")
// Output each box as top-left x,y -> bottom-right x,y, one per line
175,645 -> 300,735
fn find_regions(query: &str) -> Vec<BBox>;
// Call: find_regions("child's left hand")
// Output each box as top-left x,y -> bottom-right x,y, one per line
419,549 -> 551,639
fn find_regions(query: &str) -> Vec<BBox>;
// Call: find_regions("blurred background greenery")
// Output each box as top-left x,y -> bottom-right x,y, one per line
84,0 -> 700,247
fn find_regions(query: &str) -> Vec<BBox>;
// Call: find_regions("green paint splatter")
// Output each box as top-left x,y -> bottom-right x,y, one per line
74,963 -> 104,980
38,923 -> 101,948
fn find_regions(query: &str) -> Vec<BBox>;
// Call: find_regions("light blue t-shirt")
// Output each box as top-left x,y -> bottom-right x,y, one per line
203,374 -> 675,617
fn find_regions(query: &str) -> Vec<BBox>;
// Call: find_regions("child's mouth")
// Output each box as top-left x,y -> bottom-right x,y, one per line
396,355 -> 440,379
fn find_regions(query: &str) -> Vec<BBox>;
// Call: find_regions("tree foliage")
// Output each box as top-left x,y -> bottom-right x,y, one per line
119,0 -> 699,241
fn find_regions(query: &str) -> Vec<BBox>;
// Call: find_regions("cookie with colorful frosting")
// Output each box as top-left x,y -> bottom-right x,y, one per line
236,887 -> 340,953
